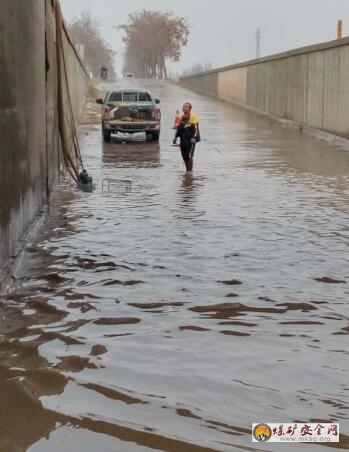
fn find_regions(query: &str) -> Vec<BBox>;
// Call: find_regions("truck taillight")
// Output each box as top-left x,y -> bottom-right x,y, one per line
104,106 -> 110,121
155,107 -> 161,121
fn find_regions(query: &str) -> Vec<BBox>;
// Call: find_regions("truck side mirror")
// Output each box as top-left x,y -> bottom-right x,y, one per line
155,99 -> 160,104
96,98 -> 103,105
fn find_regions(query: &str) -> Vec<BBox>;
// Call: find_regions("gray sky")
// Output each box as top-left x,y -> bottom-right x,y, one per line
60,0 -> 349,75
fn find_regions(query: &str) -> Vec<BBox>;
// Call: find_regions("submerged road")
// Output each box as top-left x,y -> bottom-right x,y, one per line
1,80 -> 349,451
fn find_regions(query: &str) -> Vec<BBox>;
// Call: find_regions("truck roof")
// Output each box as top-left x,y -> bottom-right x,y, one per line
106,90 -> 154,103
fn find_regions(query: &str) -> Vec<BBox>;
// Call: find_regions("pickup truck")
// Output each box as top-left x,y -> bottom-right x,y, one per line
96,90 -> 161,142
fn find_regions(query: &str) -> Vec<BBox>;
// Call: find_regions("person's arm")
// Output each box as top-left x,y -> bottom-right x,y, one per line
173,120 -> 183,143
190,115 -> 199,141
173,127 -> 180,144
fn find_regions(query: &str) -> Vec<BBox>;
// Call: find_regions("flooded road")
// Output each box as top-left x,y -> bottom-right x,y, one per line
1,80 -> 349,451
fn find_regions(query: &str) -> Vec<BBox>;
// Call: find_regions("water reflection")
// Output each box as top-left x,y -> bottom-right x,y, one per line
102,134 -> 160,168
243,118 -> 349,183
180,173 -> 196,201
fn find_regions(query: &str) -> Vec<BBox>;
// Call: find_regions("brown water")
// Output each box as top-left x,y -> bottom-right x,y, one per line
1,80 -> 349,452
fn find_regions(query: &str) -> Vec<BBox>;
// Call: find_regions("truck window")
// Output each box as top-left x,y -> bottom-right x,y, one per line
104,91 -> 110,103
138,92 -> 152,102
122,92 -> 138,102
109,91 -> 122,102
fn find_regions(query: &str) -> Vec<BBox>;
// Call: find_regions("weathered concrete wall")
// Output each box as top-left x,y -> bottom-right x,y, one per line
180,37 -> 349,139
0,0 -> 89,278
46,0 -> 60,194
0,1 -> 47,271
61,19 -> 90,122
218,67 -> 247,104
182,72 -> 218,97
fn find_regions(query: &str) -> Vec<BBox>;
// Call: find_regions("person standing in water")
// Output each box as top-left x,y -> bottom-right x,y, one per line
173,103 -> 200,172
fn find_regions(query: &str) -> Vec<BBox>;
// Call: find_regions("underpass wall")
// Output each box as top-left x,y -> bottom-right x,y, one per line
61,18 -> 90,122
0,0 -> 89,281
180,38 -> 349,139
180,72 -> 219,97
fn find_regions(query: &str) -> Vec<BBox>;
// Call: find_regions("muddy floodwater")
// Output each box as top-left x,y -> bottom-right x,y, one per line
1,80 -> 349,452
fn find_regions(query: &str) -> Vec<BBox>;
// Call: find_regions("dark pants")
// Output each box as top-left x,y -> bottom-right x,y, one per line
180,143 -> 195,171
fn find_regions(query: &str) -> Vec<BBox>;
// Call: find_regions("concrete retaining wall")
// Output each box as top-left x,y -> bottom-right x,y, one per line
0,0 -> 89,278
61,18 -> 90,123
182,72 -> 218,97
180,37 -> 349,139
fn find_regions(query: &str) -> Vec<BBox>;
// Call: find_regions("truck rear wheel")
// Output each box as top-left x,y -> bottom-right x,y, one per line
152,131 -> 160,141
102,124 -> 111,142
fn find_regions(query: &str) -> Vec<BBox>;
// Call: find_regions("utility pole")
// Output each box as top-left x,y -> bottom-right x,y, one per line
256,28 -> 261,59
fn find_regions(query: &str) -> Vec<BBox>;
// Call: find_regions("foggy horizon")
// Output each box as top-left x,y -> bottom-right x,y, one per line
60,0 -> 349,76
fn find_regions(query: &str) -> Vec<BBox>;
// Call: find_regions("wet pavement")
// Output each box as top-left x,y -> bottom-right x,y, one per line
1,79 -> 349,451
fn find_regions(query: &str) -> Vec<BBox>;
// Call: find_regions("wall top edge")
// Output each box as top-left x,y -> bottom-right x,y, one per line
180,36 -> 349,80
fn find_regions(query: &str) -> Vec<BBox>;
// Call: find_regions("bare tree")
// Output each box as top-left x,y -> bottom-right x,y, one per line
119,10 -> 189,78
69,12 -> 116,79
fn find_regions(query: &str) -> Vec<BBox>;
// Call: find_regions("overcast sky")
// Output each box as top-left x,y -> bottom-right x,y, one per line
60,0 -> 349,75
